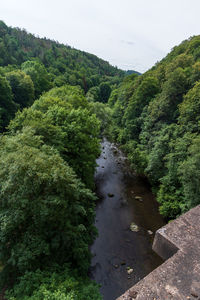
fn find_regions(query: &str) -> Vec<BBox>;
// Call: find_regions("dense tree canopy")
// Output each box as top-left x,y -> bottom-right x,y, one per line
21,60 -> 52,98
0,20 -> 127,300
0,74 -> 17,130
0,85 -> 102,298
109,35 -> 200,220
0,20 -> 124,98
0,130 -> 101,299
0,129 -> 96,274
8,85 -> 100,188
6,70 -> 34,108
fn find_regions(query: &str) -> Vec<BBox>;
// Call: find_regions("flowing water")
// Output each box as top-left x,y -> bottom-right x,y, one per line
90,139 -> 165,300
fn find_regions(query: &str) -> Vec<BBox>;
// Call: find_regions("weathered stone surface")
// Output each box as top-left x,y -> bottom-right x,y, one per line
117,205 -> 200,300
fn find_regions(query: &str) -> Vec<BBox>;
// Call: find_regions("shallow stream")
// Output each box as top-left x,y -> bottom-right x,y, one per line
90,139 -> 165,300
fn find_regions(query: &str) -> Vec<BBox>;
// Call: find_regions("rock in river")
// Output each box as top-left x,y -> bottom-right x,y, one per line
108,193 -> 114,197
127,267 -> 134,274
130,222 -> 139,232
147,230 -> 153,235
135,196 -> 143,202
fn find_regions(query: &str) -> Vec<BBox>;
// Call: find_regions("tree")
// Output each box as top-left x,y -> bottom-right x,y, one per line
179,81 -> 200,130
0,129 -> 97,284
123,76 -> 160,140
89,101 -> 112,135
6,267 -> 101,300
21,61 -> 52,98
0,75 -> 18,130
179,136 -> 200,209
6,70 -> 34,108
99,82 -> 111,103
8,86 -> 100,188
86,86 -> 100,102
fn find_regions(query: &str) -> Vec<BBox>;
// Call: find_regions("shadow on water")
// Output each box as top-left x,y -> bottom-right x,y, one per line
90,138 -> 165,300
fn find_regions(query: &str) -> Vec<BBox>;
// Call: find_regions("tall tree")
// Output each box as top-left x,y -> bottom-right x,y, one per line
6,70 -> 34,108
21,61 -> 52,98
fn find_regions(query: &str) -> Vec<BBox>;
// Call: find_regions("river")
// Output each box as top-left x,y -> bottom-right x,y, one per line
90,138 -> 165,300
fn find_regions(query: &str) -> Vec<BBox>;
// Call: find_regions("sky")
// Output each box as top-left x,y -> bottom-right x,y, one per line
1,0 -> 200,73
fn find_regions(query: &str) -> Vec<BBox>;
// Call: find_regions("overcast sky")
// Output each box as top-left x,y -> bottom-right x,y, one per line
1,0 -> 200,73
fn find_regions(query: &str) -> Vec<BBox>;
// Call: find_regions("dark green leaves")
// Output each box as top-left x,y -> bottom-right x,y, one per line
109,35 -> 200,220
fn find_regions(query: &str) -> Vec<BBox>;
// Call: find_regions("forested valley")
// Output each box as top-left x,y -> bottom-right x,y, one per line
0,20 -> 123,300
1,19 -> 200,300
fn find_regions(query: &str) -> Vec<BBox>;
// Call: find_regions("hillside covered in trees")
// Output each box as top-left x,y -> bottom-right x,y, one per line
109,35 -> 200,220
0,21 -> 127,300
0,20 -> 124,130
2,18 -> 200,300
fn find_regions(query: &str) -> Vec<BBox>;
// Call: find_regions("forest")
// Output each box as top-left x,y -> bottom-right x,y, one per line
0,20 -> 123,299
0,20 -> 124,130
109,35 -> 200,220
1,19 -> 200,300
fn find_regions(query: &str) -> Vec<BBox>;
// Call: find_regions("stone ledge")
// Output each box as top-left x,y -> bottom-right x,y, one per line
117,205 -> 200,300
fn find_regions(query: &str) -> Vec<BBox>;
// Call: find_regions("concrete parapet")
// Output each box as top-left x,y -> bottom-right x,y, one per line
117,205 -> 200,300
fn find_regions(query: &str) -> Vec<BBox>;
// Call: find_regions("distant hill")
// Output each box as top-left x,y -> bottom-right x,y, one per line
0,20 -> 124,91
125,70 -> 141,75
0,20 -> 126,129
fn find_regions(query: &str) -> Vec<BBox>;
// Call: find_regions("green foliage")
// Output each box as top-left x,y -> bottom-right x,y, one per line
0,84 -> 102,297
0,74 -> 17,130
0,20 -> 124,97
179,136 -> 200,208
0,129 -> 97,281
8,85 -> 100,188
107,89 -> 118,107
6,70 -> 34,108
0,20 -> 129,300
43,85 -> 88,109
179,81 -> 200,129
123,75 -> 160,140
21,61 -> 52,98
148,67 -> 188,126
145,125 -> 177,185
109,35 -> 200,220
89,101 -> 113,136
86,86 -> 100,102
6,267 -> 102,300
122,141 -> 148,175
99,82 -> 111,103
